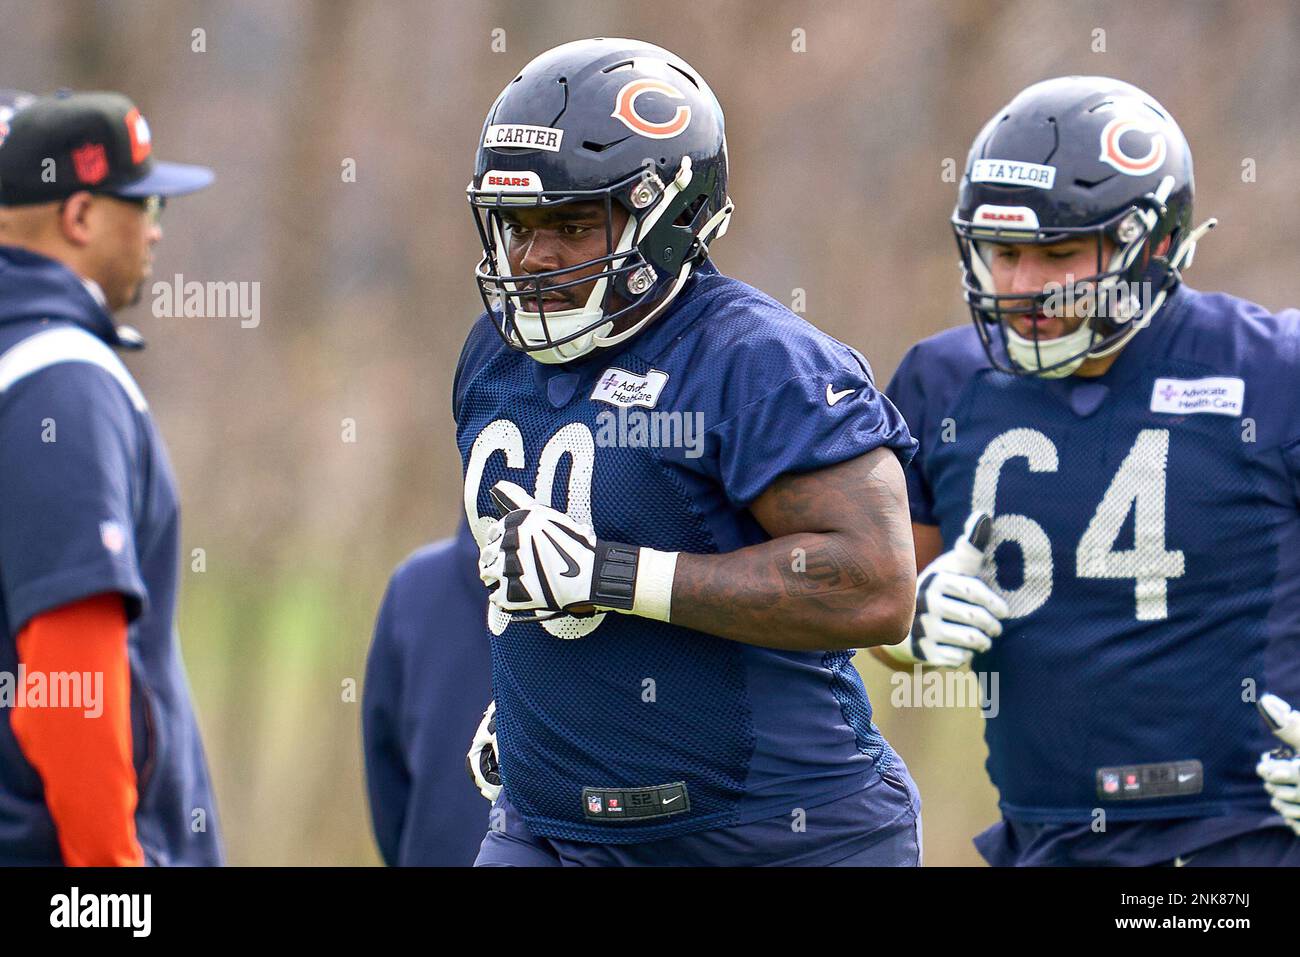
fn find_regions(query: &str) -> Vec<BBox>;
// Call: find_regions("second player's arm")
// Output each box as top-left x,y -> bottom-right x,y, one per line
668,446 -> 916,652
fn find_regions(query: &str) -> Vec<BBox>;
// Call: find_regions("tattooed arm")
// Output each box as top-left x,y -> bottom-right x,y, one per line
668,446 -> 917,652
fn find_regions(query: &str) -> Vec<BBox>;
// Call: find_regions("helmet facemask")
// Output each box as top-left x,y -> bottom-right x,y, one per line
469,158 -> 732,365
952,187 -> 1187,378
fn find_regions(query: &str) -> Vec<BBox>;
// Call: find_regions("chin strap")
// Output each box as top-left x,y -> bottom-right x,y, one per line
590,194 -> 734,353
1086,216 -> 1216,361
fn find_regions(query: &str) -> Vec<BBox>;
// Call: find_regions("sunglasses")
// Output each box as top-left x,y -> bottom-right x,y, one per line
112,193 -> 167,225
80,191 -> 167,225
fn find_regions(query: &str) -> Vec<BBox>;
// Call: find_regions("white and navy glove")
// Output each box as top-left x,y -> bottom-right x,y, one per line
467,700 -> 501,802
1256,693 -> 1300,836
884,512 -> 1010,668
478,480 -> 677,625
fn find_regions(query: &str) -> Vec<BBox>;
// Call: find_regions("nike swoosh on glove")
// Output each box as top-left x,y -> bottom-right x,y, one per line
466,700 -> 500,802
478,480 -> 678,626
1256,693 -> 1300,835
884,512 -> 1010,668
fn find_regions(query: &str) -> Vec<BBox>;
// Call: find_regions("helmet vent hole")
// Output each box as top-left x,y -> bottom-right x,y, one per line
1045,116 -> 1059,162
581,136 -> 631,153
667,63 -> 701,88
551,76 -> 569,126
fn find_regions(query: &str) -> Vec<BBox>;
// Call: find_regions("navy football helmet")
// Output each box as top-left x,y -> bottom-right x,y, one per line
952,76 -> 1215,377
468,38 -> 733,364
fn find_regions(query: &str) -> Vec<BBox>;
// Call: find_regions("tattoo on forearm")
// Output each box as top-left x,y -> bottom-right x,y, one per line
777,540 -> 870,598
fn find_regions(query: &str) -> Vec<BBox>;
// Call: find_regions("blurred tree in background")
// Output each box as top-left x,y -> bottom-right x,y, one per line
2,0 -> 1296,864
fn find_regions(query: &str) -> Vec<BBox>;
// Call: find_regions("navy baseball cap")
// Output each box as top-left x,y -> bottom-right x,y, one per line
0,91 -> 213,206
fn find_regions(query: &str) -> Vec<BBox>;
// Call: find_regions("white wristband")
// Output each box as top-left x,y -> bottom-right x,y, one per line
630,548 -> 678,622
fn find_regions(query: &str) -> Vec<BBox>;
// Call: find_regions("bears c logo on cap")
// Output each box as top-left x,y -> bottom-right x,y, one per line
611,78 -> 692,140
125,106 -> 152,165
1098,115 -> 1167,176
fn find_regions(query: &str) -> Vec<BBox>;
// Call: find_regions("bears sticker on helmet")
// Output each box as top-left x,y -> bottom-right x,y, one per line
610,78 -> 692,139
1098,111 -> 1168,176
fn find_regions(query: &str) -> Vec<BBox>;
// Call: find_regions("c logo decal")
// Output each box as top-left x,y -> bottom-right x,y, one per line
611,79 -> 692,140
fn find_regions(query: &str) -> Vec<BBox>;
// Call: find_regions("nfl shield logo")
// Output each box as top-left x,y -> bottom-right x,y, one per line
72,142 -> 110,185
1102,772 -> 1119,795
586,794 -> 602,814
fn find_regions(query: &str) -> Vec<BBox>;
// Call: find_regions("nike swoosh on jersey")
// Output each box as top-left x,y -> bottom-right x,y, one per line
825,384 -> 855,406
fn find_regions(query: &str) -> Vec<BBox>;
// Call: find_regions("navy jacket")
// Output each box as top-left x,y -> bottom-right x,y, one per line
0,245 -> 223,865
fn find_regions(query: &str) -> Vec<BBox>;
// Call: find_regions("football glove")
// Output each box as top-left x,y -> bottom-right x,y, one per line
467,700 -> 501,802
1256,693 -> 1300,836
883,512 -> 1010,668
478,480 -> 677,624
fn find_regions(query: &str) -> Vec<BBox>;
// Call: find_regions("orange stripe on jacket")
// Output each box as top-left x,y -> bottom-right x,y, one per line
10,593 -> 144,866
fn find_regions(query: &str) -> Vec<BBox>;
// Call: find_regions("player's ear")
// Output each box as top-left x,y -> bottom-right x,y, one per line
58,192 -> 96,248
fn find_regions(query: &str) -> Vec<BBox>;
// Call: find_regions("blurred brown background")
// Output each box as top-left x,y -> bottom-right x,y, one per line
2,0 -> 1297,865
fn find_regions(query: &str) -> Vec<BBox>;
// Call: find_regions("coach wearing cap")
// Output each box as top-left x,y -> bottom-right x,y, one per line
0,91 -> 221,865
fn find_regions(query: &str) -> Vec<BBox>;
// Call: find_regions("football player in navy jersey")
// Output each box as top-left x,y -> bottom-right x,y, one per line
876,76 -> 1300,866
456,38 -> 922,866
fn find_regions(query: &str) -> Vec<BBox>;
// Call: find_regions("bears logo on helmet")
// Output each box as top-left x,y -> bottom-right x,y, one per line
1098,114 -> 1168,177
610,78 -> 692,139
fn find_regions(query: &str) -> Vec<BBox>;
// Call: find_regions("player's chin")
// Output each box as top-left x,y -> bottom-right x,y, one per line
1010,317 -> 1068,340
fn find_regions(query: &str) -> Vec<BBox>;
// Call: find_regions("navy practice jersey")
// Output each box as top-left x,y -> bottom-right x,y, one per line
887,284 -> 1300,848
0,245 -> 222,865
453,261 -> 917,844
363,522 -> 492,866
